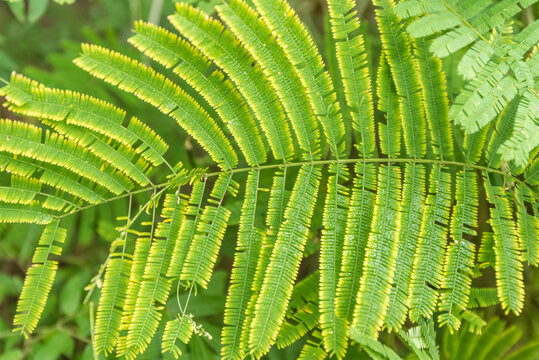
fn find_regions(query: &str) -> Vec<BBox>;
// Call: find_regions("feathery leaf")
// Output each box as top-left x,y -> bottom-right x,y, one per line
352,164 -> 402,338
249,165 -> 321,357
409,165 -> 452,321
385,164 -> 425,331
252,0 -> 346,158
129,20 -> 266,166
170,3 -> 293,161
74,44 -> 238,169
484,175 -> 525,314
13,222 -> 66,337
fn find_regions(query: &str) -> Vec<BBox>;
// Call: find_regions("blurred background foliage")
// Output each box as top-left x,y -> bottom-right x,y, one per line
0,0 -> 537,359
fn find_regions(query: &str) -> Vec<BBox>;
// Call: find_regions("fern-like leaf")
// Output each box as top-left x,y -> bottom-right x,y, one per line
129,20 -> 266,166
385,164 -> 426,331
13,222 -> 66,337
409,165 -> 452,321
169,3 -> 293,161
74,44 -> 238,169
94,239 -> 132,354
484,175 -> 525,314
162,314 -> 194,358
115,237 -> 151,355
166,179 -> 206,279
240,170 -> 290,354
249,165 -> 321,357
217,0 -> 321,160
515,186 -> 538,266
0,119 -> 132,195
124,192 -> 188,358
0,73 -> 168,170
222,170 -> 263,360
374,0 -> 426,158
326,0 -> 376,157
352,164 -> 402,338
319,164 -> 349,357
413,37 -> 454,159
252,0 -> 346,159
180,174 -> 236,288
439,170 -> 479,330
335,163 -> 377,345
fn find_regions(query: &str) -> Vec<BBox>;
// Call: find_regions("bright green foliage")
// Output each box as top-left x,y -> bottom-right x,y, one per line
396,0 -> 539,166
298,333 -> 328,360
0,176 -> 40,205
1,0 -> 538,359
240,170 -> 289,355
319,4 -> 375,347
162,314 -> 194,358
439,171 -> 478,330
249,165 -> 321,357
376,52 -> 402,158
326,0 -> 376,157
123,193 -> 188,358
468,288 -> 500,309
319,165 -> 349,357
515,186 -> 539,266
352,165 -> 402,338
94,236 -> 132,355
0,175 -> 71,214
486,98 -> 519,168
485,176 -> 525,314
335,163 -> 376,346
385,164 -> 425,331
373,0 -> 426,158
0,119 -> 132,196
387,317 -> 537,360
169,3 -> 293,161
222,170 -> 263,360
409,166 -> 452,321
252,0 -> 346,159
396,0 -> 537,56
13,222 -> 66,337
217,0 -> 321,161
74,43 -> 238,169
167,180 -> 206,279
0,153 -> 103,206
129,20 -> 266,166
181,174 -> 236,288
450,61 -> 517,134
498,89 -> 539,167
276,272 -> 319,348
463,125 -> 490,165
478,232 -> 496,270
413,38 -> 454,160
1,73 -> 168,172
116,237 -> 151,356
524,151 -> 539,186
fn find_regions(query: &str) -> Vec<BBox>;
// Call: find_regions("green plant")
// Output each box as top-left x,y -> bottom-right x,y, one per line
353,317 -> 539,360
0,0 -> 537,359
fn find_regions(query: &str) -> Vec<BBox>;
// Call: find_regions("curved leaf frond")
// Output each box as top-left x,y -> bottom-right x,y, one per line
2,0 -> 538,358
249,165 -> 321,358
169,3 -> 293,161
13,222 -> 66,337
74,44 -> 238,169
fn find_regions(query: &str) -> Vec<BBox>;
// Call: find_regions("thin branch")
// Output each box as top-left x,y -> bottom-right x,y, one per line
55,157 -> 536,222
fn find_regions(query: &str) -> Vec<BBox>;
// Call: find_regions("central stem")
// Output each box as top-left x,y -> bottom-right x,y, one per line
57,157 -> 528,220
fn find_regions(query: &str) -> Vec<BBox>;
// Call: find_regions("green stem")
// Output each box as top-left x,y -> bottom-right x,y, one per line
438,0 -> 489,43
56,157 -> 535,220
148,0 -> 164,25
